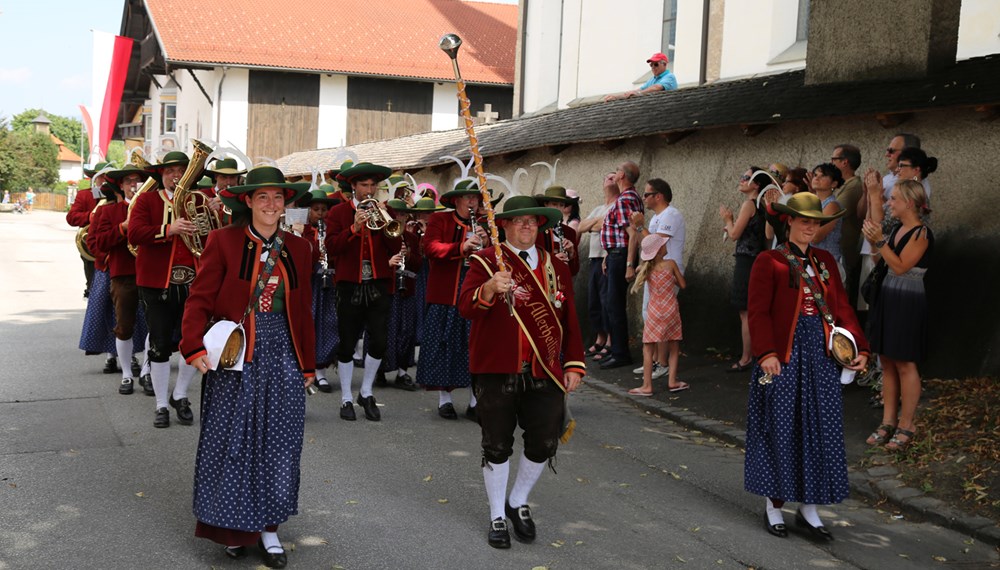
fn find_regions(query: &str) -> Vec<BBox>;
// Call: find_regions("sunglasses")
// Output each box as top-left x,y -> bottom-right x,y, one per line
897,162 -> 914,168
886,148 -> 901,155
740,174 -> 752,182
643,192 -> 658,198
830,156 -> 845,161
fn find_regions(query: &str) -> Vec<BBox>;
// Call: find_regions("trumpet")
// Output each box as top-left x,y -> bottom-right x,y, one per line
358,198 -> 402,238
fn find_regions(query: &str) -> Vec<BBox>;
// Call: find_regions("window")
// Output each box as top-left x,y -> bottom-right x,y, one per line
143,112 -> 152,143
662,0 -> 677,68
796,0 -> 810,42
161,103 -> 177,134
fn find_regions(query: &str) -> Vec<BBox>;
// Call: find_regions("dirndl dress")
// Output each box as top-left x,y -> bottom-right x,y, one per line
311,271 -> 339,368
744,312 -> 849,504
79,269 -> 118,355
642,267 -> 682,343
415,267 -> 471,390
193,312 -> 305,534
381,291 -> 418,371
414,260 -> 430,346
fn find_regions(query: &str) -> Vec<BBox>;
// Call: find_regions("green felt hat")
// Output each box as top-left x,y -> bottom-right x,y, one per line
220,166 -> 311,214
305,188 -> 339,206
408,196 -> 446,213
83,161 -> 111,178
440,179 -> 487,209
534,185 -> 575,205
494,196 -> 561,231
771,192 -> 846,226
195,176 -> 215,189
386,199 -> 410,212
149,151 -> 190,170
204,158 -> 247,176
337,162 -> 392,185
104,164 -> 151,181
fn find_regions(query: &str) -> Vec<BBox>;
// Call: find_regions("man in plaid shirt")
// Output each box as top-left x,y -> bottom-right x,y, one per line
598,161 -> 643,369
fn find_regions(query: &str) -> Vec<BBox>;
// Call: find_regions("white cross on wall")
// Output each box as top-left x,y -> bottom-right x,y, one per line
476,104 -> 499,124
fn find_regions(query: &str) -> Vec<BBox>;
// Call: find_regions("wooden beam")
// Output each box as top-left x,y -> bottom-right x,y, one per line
740,123 -> 771,137
874,112 -> 913,129
599,139 -> 625,151
502,150 -> 528,163
975,104 -> 999,122
547,144 -> 571,155
663,130 -> 696,145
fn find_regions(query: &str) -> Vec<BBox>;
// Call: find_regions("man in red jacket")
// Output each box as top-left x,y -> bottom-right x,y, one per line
67,162 -> 108,298
324,162 -> 400,421
90,164 -> 151,394
128,151 -> 201,429
458,196 -> 586,549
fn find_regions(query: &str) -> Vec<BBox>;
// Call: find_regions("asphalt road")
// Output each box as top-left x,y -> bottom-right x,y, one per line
1,211 -> 996,570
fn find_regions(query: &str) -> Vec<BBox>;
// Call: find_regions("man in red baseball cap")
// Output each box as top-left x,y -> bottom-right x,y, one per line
604,51 -> 677,101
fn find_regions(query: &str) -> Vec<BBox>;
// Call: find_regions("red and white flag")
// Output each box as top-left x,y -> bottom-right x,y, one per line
81,30 -> 133,163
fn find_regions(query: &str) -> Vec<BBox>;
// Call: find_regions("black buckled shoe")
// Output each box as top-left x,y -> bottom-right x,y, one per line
763,512 -> 787,538
340,401 -> 357,421
357,394 -> 381,421
169,396 -> 194,425
488,517 -> 511,549
505,502 -> 536,543
140,374 -> 154,396
373,370 -> 388,388
257,539 -> 288,569
795,508 -> 833,541
154,407 -> 170,428
118,377 -> 134,395
103,357 -> 120,374
223,545 -> 248,559
394,373 -> 417,391
438,402 -> 458,420
465,405 -> 478,422
315,378 -> 333,393
130,357 -> 142,378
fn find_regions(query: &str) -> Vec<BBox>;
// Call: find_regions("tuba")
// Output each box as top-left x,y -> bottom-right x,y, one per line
126,149 -> 160,256
75,198 -> 106,261
358,198 -> 402,238
171,139 -> 217,257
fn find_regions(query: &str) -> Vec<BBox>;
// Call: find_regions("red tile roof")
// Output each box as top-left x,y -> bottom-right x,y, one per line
146,0 -> 517,85
51,134 -> 83,163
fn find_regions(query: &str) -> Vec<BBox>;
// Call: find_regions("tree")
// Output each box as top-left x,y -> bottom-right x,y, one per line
11,108 -> 88,163
0,118 -> 59,191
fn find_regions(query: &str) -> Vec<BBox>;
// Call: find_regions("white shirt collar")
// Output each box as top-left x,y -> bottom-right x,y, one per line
506,243 -> 538,270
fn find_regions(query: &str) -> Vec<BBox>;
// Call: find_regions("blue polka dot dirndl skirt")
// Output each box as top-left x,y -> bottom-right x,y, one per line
380,292 -> 418,371
744,314 -> 849,504
415,302 -> 471,389
79,269 -> 116,355
414,261 -> 430,344
311,272 -> 339,368
193,312 -> 306,532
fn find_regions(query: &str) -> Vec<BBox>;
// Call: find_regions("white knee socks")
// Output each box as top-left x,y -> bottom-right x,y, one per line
260,530 -> 282,553
765,498 -> 785,526
483,461 -> 510,521
468,390 -> 478,408
150,361 -> 171,409
174,360 -> 197,401
338,361 -> 354,403
439,391 -> 453,407
799,503 -> 823,527
360,355 -> 381,397
508,453 -> 546,508
115,338 -> 133,379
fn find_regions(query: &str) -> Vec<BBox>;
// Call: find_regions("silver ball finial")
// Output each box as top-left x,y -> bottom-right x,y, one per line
439,33 -> 462,59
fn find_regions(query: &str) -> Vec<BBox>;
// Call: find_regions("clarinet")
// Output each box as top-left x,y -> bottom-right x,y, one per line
317,221 -> 331,289
553,223 -> 566,257
464,206 -> 482,267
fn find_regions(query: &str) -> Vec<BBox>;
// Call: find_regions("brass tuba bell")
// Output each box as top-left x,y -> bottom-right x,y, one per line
125,148 -> 159,257
358,198 -> 402,238
171,139 -> 219,258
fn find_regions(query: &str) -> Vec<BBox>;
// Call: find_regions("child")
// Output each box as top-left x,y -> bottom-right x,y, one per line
629,232 -> 687,395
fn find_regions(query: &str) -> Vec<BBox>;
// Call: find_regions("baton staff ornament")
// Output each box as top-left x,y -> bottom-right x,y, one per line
440,33 -> 513,312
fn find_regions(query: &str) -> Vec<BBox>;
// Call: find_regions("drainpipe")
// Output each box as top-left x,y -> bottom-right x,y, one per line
699,0 -> 710,85
215,66 -> 228,142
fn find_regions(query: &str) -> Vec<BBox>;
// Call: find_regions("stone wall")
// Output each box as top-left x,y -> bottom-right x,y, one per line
411,105 -> 1000,377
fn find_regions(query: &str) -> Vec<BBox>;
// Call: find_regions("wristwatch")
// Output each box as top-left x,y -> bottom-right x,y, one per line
634,225 -> 644,232
874,237 -> 888,248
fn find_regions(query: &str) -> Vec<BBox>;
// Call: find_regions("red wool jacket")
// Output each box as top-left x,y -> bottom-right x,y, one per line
458,244 -> 586,387
90,200 -> 136,278
422,210 -> 481,305
748,247 -> 869,364
66,190 -> 97,228
179,226 -> 316,377
128,189 -> 197,288
324,200 -> 401,284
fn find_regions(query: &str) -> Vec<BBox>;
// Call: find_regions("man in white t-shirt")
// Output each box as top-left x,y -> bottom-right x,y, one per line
629,178 -> 685,378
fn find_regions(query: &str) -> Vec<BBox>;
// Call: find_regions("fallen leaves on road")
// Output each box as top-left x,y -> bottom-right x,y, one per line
135,492 -> 144,498
550,540 -> 565,548
437,498 -> 449,504
423,475 -> 433,482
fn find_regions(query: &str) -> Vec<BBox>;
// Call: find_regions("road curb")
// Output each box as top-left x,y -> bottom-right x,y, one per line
582,376 -> 1000,546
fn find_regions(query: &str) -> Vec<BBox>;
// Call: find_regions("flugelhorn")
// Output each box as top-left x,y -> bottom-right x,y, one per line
172,139 -> 218,257
359,198 -> 402,238
126,148 -> 159,256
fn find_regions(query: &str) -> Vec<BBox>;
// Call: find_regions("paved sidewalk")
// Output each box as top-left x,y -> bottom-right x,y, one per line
584,351 -> 1000,546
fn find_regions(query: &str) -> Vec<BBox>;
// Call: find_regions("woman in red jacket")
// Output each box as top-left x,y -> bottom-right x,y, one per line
745,193 -> 869,541
180,166 -> 314,568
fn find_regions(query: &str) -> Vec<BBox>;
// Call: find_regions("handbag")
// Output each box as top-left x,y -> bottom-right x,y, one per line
860,259 -> 888,305
205,231 -> 286,370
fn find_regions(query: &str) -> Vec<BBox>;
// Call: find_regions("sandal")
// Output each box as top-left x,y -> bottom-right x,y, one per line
585,343 -> 606,358
627,387 -> 653,397
865,423 -> 896,446
592,348 -> 610,361
885,428 -> 915,452
726,359 -> 752,373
